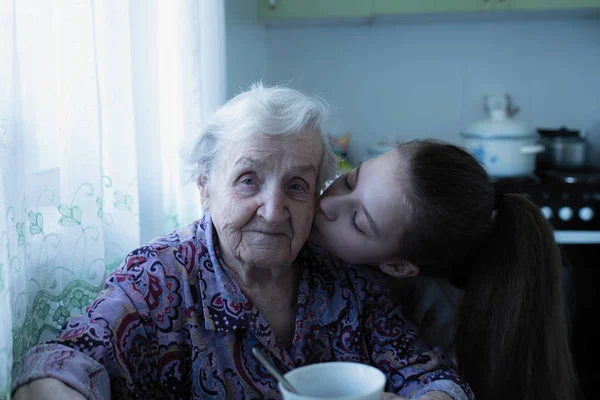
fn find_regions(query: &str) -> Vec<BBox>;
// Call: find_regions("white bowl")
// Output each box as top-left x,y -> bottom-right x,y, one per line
278,361 -> 386,400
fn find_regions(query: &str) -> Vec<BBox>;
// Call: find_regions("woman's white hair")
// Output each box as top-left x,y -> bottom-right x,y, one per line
182,81 -> 338,192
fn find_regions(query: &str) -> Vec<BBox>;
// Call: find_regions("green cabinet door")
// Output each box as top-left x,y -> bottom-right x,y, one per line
510,0 -> 600,11
257,0 -> 372,22
372,0 -> 509,15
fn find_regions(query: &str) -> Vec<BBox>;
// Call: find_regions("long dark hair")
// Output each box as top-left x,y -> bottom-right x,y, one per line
397,139 -> 579,400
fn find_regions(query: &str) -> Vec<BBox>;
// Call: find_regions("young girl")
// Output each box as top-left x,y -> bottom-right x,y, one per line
310,139 -> 579,400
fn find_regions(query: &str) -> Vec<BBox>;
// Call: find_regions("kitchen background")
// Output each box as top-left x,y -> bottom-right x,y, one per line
2,3 -> 596,398
225,3 -> 600,399
225,0 -> 600,166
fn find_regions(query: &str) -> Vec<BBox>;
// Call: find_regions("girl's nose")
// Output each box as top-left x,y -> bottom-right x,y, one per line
317,195 -> 339,222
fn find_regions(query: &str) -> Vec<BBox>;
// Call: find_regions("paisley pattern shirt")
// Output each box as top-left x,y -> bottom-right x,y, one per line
13,214 -> 474,400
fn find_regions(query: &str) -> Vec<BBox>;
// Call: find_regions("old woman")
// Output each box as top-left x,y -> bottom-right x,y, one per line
12,83 -> 473,400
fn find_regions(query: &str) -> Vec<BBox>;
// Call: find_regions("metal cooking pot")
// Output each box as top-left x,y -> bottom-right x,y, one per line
537,127 -> 589,169
462,94 -> 545,178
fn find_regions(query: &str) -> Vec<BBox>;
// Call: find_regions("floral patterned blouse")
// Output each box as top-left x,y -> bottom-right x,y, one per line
12,214 -> 474,400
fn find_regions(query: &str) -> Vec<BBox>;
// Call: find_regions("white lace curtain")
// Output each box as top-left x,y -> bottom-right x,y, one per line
0,1 -> 226,396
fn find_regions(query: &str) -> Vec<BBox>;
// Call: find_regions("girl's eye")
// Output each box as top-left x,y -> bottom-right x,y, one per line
352,211 -> 365,235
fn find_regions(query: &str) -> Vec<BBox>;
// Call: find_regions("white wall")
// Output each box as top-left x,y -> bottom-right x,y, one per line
264,17 -> 600,164
225,0 -> 268,99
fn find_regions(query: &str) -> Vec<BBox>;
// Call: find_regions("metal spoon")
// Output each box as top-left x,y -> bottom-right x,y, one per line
251,347 -> 299,394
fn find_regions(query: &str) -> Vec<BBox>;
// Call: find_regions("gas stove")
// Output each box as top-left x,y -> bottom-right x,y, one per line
536,167 -> 600,185
492,167 -> 600,244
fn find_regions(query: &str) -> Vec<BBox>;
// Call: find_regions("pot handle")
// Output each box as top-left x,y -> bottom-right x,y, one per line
520,144 -> 545,154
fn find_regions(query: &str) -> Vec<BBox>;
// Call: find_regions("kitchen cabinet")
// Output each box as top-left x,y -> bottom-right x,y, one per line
372,0 -> 509,15
257,0 -> 600,25
509,0 -> 600,11
257,0 -> 371,23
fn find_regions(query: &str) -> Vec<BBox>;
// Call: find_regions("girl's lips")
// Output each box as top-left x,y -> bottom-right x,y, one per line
311,213 -> 326,234
310,212 -> 331,245
309,222 -> 322,243
309,225 -> 319,237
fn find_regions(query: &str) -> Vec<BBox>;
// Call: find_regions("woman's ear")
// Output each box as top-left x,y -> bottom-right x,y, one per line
198,175 -> 210,209
379,260 -> 420,278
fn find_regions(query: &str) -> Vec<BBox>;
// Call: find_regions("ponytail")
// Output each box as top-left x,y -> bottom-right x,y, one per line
399,139 -> 579,398
455,194 -> 579,400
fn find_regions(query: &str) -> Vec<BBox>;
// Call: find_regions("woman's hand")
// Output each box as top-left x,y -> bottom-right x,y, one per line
382,391 -> 453,400
13,378 -> 86,400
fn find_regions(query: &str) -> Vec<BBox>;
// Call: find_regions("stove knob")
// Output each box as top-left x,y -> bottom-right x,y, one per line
540,206 -> 553,220
558,207 -> 573,221
579,207 -> 595,222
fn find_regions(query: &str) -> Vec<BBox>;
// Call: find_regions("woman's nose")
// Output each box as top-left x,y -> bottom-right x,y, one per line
257,187 -> 289,223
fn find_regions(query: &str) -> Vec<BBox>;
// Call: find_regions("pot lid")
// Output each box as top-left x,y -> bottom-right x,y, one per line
537,126 -> 586,143
462,94 -> 533,138
537,126 -> 580,138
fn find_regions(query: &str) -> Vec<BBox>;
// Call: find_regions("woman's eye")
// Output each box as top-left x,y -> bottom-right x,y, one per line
240,176 -> 257,186
290,182 -> 306,192
289,178 -> 310,194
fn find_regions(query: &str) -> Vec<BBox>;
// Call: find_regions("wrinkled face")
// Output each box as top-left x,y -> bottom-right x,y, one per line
310,149 -> 410,264
205,132 -> 322,270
